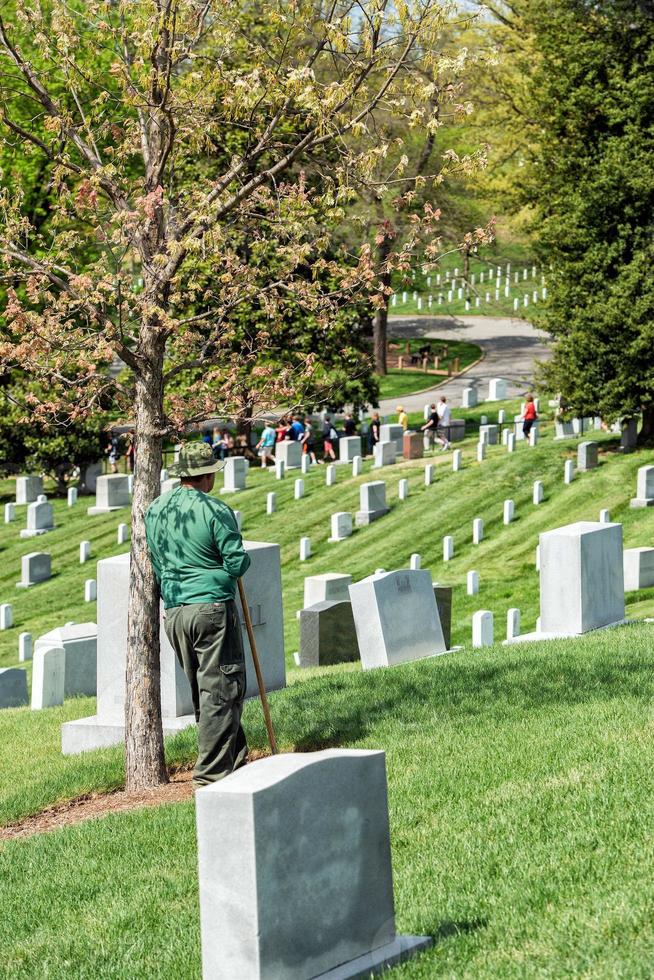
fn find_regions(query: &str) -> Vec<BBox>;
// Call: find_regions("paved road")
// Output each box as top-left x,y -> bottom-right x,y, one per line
378,314 -> 551,414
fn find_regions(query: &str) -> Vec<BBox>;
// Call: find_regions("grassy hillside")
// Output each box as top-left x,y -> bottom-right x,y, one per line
1,403 -> 651,677
3,625 -> 654,977
2,408 -> 654,976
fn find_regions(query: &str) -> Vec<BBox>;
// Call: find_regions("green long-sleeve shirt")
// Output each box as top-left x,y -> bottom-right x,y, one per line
144,486 -> 251,608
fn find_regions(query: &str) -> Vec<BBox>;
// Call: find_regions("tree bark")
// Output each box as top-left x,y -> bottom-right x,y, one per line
125,343 -> 168,791
639,404 -> 654,444
372,295 -> 389,376
372,236 -> 392,376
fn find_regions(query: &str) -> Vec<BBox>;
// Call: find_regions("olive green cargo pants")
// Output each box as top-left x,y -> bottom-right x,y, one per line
164,600 -> 248,786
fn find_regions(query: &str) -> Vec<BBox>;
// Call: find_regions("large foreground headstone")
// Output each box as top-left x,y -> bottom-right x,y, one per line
0,667 -> 29,709
349,569 -> 446,669
16,475 -> 43,505
35,623 -> 97,697
195,749 -> 431,980
298,599 -> 359,667
355,481 -> 389,526
87,474 -> 130,514
62,541 -> 285,753
630,465 -> 654,508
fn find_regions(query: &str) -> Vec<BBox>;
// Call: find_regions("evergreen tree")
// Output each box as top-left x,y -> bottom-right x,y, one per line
519,0 -> 654,437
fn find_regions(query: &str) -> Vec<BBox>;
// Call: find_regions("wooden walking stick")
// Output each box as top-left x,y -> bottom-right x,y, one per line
238,577 -> 278,755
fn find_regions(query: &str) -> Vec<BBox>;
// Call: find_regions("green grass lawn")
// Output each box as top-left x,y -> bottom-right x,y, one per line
4,625 -> 654,977
377,337 -> 482,401
1,404 -> 654,976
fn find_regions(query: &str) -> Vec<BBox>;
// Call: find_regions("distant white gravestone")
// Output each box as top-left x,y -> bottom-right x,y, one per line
349,569 -> 446,669
31,645 -> 65,710
16,552 -> 51,589
16,475 -> 43,505
329,512 -> 353,542
195,750 -> 432,980
88,474 -> 130,515
0,668 -> 29,709
630,465 -> 654,508
35,623 -> 97,698
373,441 -> 396,468
20,499 -> 55,538
339,436 -> 362,463
276,440 -> 302,469
355,481 -> 389,526
221,456 -> 248,493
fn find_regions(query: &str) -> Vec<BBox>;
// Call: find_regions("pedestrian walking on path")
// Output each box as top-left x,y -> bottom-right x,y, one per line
521,394 -> 538,439
436,395 -> 451,450
421,403 -> 440,453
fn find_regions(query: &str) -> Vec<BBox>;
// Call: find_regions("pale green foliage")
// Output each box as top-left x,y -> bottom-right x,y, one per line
0,0 -> 469,429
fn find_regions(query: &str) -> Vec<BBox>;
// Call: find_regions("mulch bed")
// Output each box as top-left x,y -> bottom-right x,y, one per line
0,750 -> 272,843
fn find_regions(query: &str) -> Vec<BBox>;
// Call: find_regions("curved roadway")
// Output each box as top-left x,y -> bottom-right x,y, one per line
378,314 -> 551,413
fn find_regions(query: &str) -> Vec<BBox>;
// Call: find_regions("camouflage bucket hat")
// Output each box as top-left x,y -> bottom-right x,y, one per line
168,441 -> 225,477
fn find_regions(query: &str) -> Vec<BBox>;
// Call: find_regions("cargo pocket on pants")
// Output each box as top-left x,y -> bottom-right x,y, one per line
218,663 -> 245,703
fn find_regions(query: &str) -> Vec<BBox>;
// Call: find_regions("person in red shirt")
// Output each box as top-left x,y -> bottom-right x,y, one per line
522,394 -> 538,438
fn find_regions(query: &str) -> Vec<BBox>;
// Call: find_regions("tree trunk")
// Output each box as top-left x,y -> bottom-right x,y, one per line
639,404 -> 654,444
125,348 -> 168,791
236,399 -> 254,457
372,237 -> 392,376
372,297 -> 389,376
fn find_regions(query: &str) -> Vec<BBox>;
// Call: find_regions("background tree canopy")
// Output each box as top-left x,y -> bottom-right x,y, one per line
515,0 -> 654,436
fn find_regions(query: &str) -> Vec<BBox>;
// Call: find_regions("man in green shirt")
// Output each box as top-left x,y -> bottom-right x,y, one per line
145,441 -> 251,786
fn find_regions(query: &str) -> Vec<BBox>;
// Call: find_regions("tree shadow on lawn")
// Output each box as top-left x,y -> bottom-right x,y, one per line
285,639 -> 654,752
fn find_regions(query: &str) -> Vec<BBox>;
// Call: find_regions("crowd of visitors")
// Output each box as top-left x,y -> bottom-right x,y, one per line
107,393 -> 538,476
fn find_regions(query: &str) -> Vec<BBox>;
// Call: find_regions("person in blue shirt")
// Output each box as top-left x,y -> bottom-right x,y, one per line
288,414 -> 305,441
256,422 -> 277,467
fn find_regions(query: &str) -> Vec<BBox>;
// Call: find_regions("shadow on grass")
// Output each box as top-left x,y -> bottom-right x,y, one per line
254,630 -> 654,753
433,918 -> 488,943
